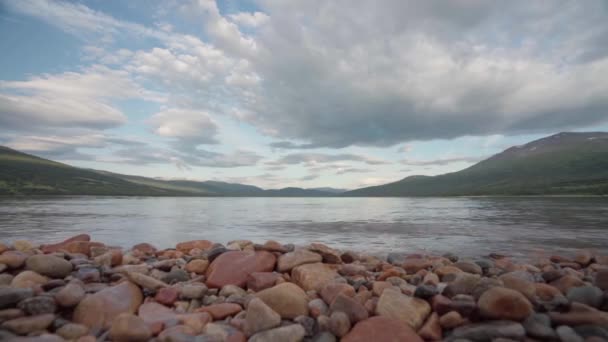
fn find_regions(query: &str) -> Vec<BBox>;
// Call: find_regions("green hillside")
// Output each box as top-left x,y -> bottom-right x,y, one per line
0,147 -> 334,196
0,146 -> 188,196
346,132 -> 608,196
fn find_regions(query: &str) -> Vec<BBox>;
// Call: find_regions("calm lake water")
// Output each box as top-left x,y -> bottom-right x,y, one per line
0,196 -> 607,258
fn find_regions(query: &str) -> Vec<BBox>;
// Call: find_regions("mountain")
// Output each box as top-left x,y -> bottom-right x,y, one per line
0,146 -> 337,196
0,146 -> 186,196
346,132 -> 608,196
309,187 -> 348,194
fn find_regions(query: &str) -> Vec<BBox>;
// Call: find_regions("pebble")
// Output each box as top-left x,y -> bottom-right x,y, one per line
110,313 -> 151,342
0,288 -> 34,309
181,284 -> 207,299
17,295 -> 56,315
248,324 -> 306,342
25,255 -> 73,278
376,288 -> 430,330
244,297 -> 281,336
56,323 -> 89,340
478,287 -> 533,321
0,238 -> 606,342
328,311 -> 351,337
567,285 -> 604,308
556,325 -> 584,342
277,249 -> 323,272
523,313 -> 556,340
256,282 -> 309,319
450,321 -> 526,341
1,313 -> 55,335
342,316 -> 423,342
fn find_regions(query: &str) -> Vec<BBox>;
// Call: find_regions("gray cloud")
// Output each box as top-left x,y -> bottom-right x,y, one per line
267,153 -> 388,166
400,156 -> 485,166
235,1 -> 608,148
299,174 -> 318,181
336,168 -> 372,175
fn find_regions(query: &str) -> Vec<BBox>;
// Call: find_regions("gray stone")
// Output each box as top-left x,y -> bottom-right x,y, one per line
25,255 -> 73,278
386,253 -> 406,265
0,288 -> 34,309
162,269 -> 190,284
414,284 -> 438,299
567,286 -> 603,308
311,331 -> 336,342
556,325 -> 584,342
181,284 -> 207,299
573,325 -> 608,340
523,313 -> 556,340
328,312 -> 350,338
249,324 -> 306,342
294,315 -> 316,337
17,296 -> 56,315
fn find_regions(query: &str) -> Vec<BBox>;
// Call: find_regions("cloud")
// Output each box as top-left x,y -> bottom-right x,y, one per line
0,66 -> 163,133
299,174 -> 318,181
336,168 -> 372,175
109,146 -> 262,169
400,156 -> 485,166
234,1 -> 608,147
228,12 -> 269,28
149,108 -> 219,146
267,153 -> 388,166
398,145 -> 413,153
2,133 -> 146,161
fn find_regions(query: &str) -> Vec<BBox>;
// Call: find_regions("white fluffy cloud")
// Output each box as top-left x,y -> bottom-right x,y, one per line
150,108 -> 219,145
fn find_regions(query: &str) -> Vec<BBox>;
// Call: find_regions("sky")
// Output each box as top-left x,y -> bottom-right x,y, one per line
1,0 -> 607,190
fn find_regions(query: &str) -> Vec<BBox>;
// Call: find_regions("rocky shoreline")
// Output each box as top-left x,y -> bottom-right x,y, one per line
0,235 -> 607,341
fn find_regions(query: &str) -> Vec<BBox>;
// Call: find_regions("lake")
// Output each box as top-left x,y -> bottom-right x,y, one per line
1,196 -> 606,258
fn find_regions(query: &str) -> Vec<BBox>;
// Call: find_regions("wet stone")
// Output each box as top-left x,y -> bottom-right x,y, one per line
414,284 -> 438,299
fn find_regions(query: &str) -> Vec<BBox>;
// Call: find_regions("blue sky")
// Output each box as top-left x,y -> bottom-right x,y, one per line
1,0 -> 607,189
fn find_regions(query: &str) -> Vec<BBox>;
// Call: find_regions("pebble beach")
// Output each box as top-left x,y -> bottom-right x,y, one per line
0,235 -> 607,341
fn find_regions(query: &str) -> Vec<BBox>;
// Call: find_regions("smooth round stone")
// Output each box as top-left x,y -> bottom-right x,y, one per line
308,298 -> 329,318
294,315 -> 316,337
376,288 -> 431,330
13,240 -> 35,252
162,269 -> 190,284
277,249 -> 322,272
450,321 -> 525,341
478,287 -> 533,321
246,272 -> 281,292
74,268 -> 101,283
523,313 -> 556,340
443,273 -> 481,297
1,313 -> 55,335
244,297 -> 281,336
17,296 -> 56,315
320,283 -> 356,305
249,324 -> 306,342
55,282 -> 86,307
439,311 -> 465,329
292,263 -> 341,292
180,284 -> 207,299
156,287 -> 180,306
329,311 -> 351,337
185,259 -> 209,274
41,234 -> 91,254
342,316 -> 423,342
176,240 -> 213,253
454,261 -> 483,275
110,313 -> 151,342
205,251 -> 276,289
567,286 -> 603,308
219,284 -> 247,298
414,284 -> 438,299
11,270 -> 48,289
56,323 -> 89,340
206,246 -> 229,262
197,303 -> 242,319
0,251 -> 27,269
73,281 -> 143,330
255,282 -> 309,319
556,325 -> 584,342
330,294 -> 369,324
418,312 -> 442,341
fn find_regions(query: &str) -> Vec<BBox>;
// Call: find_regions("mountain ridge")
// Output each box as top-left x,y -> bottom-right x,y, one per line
1,132 -> 607,196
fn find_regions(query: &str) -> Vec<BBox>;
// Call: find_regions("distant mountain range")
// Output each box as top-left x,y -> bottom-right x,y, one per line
347,132 -> 608,196
1,132 -> 607,196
